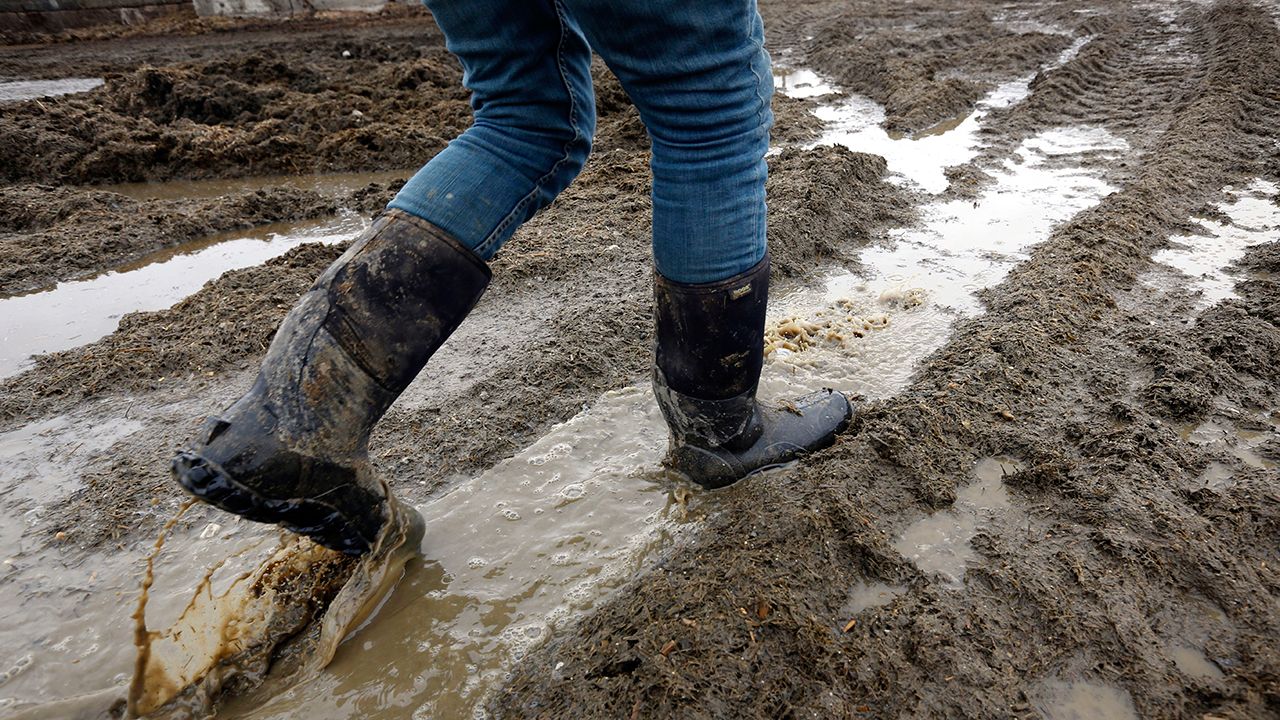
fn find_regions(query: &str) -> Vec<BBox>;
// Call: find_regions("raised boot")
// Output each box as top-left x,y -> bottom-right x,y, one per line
653,255 -> 852,489
171,210 -> 490,554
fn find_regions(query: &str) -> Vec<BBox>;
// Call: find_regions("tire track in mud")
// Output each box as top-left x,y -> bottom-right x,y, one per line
491,2 -> 1280,718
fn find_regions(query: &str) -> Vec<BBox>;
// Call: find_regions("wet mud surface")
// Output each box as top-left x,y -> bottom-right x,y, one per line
0,184 -> 339,295
1,0 -> 1279,718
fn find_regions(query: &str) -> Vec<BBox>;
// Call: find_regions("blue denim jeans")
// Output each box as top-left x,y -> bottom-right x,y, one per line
388,0 -> 773,284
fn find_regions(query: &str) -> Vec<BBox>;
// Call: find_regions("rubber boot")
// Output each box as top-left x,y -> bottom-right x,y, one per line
653,255 -> 852,489
171,210 -> 491,555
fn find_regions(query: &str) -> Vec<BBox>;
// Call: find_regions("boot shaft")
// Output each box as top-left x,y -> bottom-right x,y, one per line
260,210 -> 491,457
652,256 -> 769,450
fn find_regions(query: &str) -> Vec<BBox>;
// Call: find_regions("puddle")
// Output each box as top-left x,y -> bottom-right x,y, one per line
1150,179 -> 1280,306
841,581 -> 906,616
0,415 -> 144,511
0,386 -> 686,717
1,48 -> 1148,718
1031,679 -> 1139,720
0,78 -> 103,103
0,213 -> 367,379
0,504 -> 283,715
765,123 -> 1126,400
799,36 -> 1093,194
1181,418 -> 1278,490
216,385 -> 687,719
1169,644 -> 1225,681
772,67 -> 837,98
891,458 -> 1020,589
1196,461 -> 1236,491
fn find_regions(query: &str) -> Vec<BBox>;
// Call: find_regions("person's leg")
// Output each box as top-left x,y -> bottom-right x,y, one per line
563,0 -> 852,487
173,1 -> 596,554
561,0 -> 768,284
388,0 -> 595,260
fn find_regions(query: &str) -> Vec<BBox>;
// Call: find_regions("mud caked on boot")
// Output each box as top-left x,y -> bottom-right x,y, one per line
171,210 -> 490,555
653,255 -> 852,489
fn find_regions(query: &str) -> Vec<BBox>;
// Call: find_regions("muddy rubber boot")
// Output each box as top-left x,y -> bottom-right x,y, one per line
171,210 -> 490,555
653,255 -> 852,489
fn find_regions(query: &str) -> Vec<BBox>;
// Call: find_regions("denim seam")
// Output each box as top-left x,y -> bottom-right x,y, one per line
748,27 -> 771,270
474,0 -> 584,258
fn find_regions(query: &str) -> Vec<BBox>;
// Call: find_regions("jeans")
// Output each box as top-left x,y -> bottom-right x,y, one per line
387,0 -> 773,284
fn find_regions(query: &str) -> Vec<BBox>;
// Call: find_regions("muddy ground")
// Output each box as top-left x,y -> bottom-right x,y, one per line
1,0 -> 1278,718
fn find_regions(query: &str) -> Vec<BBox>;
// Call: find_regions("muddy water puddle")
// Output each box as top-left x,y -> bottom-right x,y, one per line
778,36 -> 1093,194
1169,644 -> 1225,681
764,39 -> 1125,403
892,458 -> 1023,589
763,121 -> 1126,401
0,78 -> 103,103
1181,417 -> 1278,490
1031,679 -> 1139,720
221,386 -> 688,719
0,213 -> 367,379
840,581 -> 906,616
1148,179 -> 1280,306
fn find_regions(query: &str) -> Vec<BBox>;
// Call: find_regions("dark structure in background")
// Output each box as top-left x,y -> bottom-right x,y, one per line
1,0 -> 192,35
0,0 -> 384,37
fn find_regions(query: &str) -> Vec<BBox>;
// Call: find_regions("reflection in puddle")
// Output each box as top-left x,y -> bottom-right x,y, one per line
767,123 -> 1126,401
0,213 -> 367,379
772,67 -> 836,99
1032,679 -> 1139,720
892,458 -> 1020,589
1150,179 -> 1280,306
804,36 -> 1093,194
0,78 -> 103,103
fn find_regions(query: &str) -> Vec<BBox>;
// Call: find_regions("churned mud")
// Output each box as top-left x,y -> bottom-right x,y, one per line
1,0 -> 1279,718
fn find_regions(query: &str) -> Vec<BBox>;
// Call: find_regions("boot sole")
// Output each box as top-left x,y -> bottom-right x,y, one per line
172,451 -> 373,555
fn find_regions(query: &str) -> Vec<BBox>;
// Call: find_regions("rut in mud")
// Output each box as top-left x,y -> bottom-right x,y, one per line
0,0 -> 1277,718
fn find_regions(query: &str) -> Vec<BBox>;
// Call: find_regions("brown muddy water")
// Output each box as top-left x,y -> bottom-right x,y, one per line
1,46 -> 1178,718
